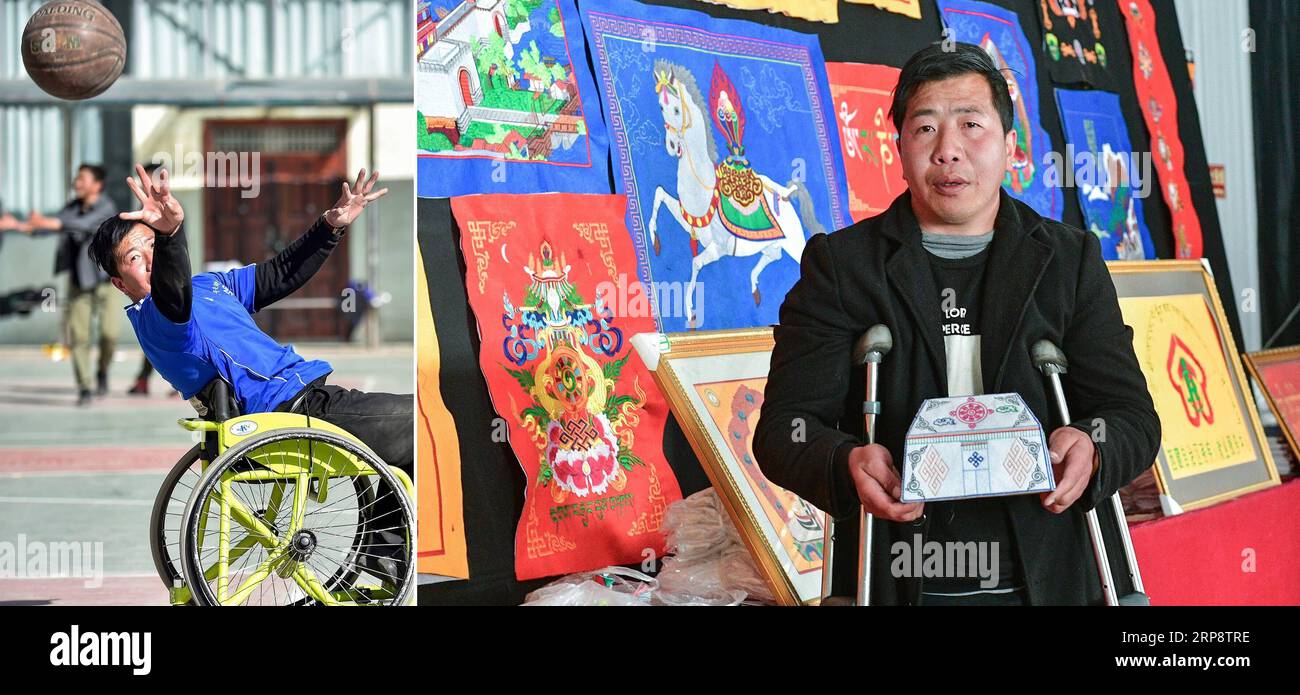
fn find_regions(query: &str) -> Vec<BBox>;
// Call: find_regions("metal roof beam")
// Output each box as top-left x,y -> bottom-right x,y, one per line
0,78 -> 412,106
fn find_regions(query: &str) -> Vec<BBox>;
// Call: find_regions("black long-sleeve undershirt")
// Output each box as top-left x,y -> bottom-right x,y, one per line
149,216 -> 341,324
151,226 -> 193,324
253,216 -> 343,312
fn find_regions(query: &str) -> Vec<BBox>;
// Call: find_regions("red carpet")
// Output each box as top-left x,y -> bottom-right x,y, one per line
1129,478 -> 1300,605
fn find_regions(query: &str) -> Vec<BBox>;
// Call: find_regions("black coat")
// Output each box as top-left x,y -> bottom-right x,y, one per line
753,190 -> 1161,605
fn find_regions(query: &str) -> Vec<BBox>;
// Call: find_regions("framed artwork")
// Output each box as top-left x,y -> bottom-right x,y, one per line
634,328 -> 825,605
1244,346 -> 1300,467
1108,260 -> 1279,511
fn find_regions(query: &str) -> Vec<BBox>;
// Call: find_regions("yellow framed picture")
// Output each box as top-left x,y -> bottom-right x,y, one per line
633,328 -> 825,605
1108,260 -> 1279,511
1244,345 -> 1300,468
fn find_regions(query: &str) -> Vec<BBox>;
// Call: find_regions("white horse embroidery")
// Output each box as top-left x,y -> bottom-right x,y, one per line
648,59 -> 825,328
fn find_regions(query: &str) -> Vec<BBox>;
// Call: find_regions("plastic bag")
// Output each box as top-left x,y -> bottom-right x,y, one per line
522,488 -> 776,606
660,488 -> 776,605
720,546 -> 774,604
662,488 -> 730,561
521,566 -> 657,606
652,587 -> 747,606
656,553 -> 726,596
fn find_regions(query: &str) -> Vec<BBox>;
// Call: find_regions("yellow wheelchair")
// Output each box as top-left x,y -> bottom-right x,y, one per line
148,380 -> 415,606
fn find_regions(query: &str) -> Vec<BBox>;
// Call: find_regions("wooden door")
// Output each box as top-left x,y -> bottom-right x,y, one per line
203,120 -> 349,340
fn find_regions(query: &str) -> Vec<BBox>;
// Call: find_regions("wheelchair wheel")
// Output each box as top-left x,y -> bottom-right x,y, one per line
178,428 -> 414,606
149,443 -> 203,598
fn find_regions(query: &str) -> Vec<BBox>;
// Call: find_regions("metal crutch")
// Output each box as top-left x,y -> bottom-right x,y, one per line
820,325 -> 892,606
1031,339 -> 1149,606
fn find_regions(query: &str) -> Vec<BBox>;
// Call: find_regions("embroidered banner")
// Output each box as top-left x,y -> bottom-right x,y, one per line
847,0 -> 923,20
581,0 -> 850,333
695,0 -> 839,24
1054,88 -> 1155,260
826,62 -> 907,223
452,193 -> 682,580
415,246 -> 469,579
1120,0 -> 1203,258
415,0 -> 610,197
1036,0 -> 1115,88
936,0 -> 1064,221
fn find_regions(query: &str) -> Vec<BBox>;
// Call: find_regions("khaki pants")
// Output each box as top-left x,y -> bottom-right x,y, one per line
65,281 -> 121,392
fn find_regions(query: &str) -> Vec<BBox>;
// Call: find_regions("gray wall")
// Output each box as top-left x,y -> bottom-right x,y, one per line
1173,0 -> 1262,351
365,177 -> 415,344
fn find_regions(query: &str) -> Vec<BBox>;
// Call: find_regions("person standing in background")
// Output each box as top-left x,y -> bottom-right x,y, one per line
1,164 -> 121,406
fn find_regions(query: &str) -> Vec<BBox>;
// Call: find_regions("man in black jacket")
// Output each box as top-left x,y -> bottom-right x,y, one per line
753,43 -> 1160,605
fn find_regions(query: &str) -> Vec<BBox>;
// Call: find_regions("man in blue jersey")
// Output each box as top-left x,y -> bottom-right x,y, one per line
88,164 -> 411,476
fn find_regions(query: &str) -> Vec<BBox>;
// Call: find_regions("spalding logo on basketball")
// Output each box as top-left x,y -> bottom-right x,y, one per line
21,0 -> 126,101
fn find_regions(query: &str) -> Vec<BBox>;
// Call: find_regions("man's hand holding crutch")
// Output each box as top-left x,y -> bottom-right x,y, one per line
821,325 -> 916,606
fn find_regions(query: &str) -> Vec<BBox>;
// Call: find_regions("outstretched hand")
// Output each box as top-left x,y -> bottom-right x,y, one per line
324,168 -> 388,229
119,164 -> 184,234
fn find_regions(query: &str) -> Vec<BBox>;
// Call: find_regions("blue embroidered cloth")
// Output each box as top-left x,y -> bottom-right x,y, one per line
580,0 -> 850,333
415,0 -> 610,197
936,0 -> 1064,222
1054,88 -> 1155,260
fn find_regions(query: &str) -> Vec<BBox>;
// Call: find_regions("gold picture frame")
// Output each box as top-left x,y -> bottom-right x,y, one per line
634,328 -> 825,605
1107,260 -> 1279,511
1244,345 -> 1300,468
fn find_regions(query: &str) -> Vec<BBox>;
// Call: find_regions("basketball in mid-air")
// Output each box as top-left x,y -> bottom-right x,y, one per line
21,0 -> 126,101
